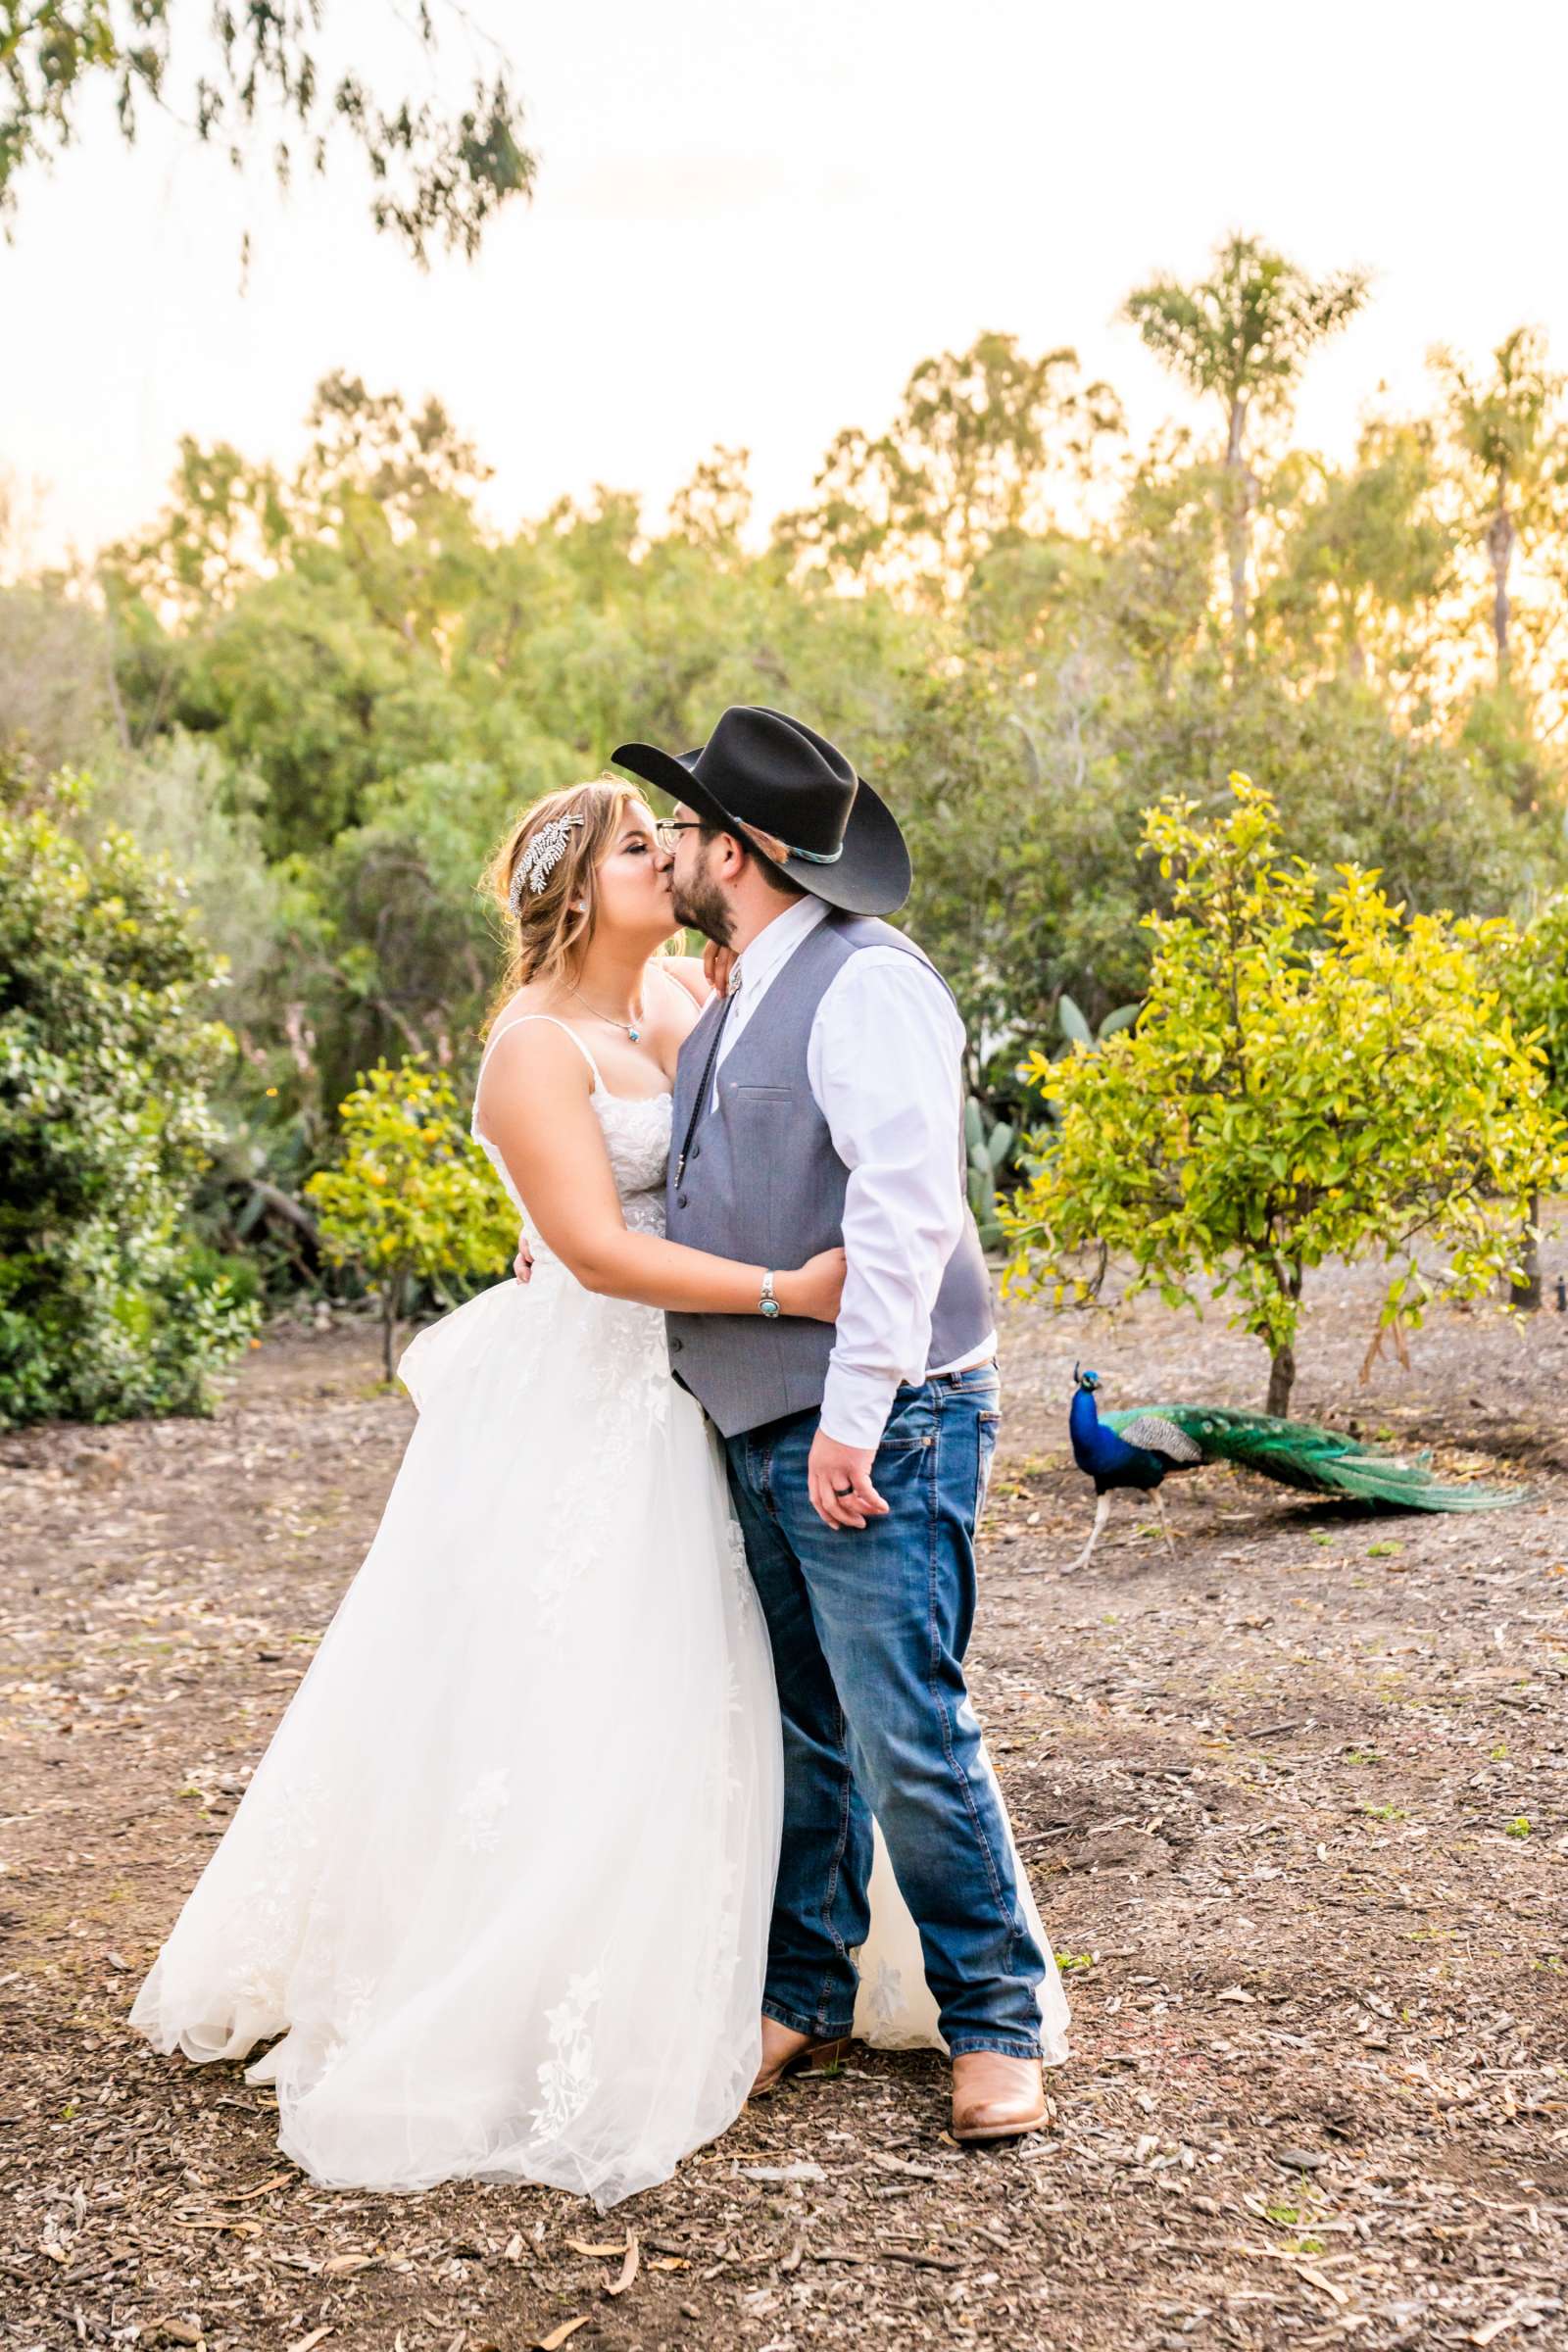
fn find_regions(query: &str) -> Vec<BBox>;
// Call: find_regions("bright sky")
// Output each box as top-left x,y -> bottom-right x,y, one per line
7,0 -> 1568,568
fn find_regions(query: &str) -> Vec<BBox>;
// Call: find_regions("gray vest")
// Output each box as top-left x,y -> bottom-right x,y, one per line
665,911 -> 995,1438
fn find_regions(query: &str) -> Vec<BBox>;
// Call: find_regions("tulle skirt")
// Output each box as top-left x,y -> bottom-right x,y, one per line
130,1267 -> 1066,2205
131,1270 -> 783,2204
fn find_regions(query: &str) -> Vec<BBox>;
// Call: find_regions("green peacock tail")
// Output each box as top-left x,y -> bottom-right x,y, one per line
1101,1402 -> 1524,1512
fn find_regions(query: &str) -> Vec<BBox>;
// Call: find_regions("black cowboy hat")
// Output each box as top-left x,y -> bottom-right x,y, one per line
612,705 -> 911,918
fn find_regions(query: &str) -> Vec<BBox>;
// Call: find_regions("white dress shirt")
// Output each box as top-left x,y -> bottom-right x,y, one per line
711,897 -> 996,1449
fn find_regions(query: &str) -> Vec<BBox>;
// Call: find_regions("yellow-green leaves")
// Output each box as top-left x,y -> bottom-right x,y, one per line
306,1057 -> 518,1373
1004,776 -> 1567,1405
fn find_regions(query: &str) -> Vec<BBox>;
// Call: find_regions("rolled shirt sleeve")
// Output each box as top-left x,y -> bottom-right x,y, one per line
807,951 -> 969,1450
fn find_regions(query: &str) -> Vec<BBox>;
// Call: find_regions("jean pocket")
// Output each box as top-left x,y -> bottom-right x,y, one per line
878,1390 -> 938,1453
975,1409 -> 1001,1524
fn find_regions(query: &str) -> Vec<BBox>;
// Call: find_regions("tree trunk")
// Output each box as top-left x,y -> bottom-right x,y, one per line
1266,1341 -> 1296,1417
1509,1191 -> 1543,1312
1266,1258 -> 1303,1415
1225,396 -> 1250,655
381,1273 -> 405,1383
1487,499 -> 1514,688
250,1180 -> 321,1250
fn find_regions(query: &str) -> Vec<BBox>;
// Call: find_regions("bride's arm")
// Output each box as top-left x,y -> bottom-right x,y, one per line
479,1023 -> 841,1320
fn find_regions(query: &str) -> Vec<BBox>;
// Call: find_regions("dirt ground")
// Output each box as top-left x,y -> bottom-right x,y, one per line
4,1223 -> 1567,2352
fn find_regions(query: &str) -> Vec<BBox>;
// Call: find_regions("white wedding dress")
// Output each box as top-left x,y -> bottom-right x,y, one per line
131,1019 -> 1067,2205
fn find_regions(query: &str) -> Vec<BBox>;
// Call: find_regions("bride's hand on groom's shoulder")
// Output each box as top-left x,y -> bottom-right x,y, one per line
703,939 -> 736,999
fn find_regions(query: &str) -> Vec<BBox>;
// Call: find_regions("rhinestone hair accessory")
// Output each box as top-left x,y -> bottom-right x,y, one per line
509,813 -> 584,912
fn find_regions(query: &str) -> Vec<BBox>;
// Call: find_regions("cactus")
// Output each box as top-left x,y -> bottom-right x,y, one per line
965,1096 -> 1017,1251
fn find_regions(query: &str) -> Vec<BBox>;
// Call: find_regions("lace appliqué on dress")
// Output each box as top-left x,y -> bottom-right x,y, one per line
458,1769 -> 512,1855
530,1967 -> 605,2140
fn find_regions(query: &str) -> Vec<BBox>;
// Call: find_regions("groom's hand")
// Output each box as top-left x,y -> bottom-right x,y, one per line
808,1432 -> 889,1532
514,1234 -> 535,1285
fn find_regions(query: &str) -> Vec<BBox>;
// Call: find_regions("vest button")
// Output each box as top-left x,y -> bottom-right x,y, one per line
690,1143 -> 702,1159
670,1337 -> 684,1352
677,1192 -> 689,1208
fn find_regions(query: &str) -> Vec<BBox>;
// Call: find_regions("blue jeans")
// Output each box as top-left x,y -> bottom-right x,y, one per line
725,1363 -> 1046,2058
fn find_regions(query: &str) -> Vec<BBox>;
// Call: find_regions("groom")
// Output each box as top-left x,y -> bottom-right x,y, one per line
612,706 -> 1052,2142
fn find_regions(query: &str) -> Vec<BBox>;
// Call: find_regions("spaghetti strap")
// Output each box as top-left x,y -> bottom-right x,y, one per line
473,1015 -> 603,1131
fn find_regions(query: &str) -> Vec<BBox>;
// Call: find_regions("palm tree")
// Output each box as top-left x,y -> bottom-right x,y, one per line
1123,234 -> 1369,653
1430,326 -> 1568,690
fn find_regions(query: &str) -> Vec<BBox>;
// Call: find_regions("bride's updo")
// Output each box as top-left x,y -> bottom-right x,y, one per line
486,776 -> 652,1004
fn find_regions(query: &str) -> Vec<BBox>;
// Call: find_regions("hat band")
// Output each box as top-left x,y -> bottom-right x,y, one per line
738,819 -> 845,868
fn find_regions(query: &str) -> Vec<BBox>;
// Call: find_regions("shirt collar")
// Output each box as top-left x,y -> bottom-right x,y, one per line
732,895 -> 827,998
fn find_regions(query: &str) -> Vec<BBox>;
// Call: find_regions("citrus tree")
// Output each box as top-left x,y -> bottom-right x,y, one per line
1004,774 -> 1564,1413
0,762 -> 259,1426
1499,891 -> 1568,1307
306,1058 -> 517,1379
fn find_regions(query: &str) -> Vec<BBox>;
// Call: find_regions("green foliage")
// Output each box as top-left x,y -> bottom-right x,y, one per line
0,763 -> 259,1427
1004,776 -> 1566,1410
964,1097 -> 1017,1250
1263,420 -> 1453,693
1,5 -> 535,263
889,670 -> 1153,1060
0,584 -> 118,774
1505,893 -> 1568,1119
306,1058 -> 517,1377
774,331 -> 1123,597
0,318 -> 1561,1376
85,732 -> 280,999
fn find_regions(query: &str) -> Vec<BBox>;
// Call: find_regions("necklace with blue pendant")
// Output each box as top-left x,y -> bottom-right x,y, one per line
567,980 -> 643,1043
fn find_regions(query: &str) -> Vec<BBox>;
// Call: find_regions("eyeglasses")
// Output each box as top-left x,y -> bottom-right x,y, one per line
654,820 -> 704,854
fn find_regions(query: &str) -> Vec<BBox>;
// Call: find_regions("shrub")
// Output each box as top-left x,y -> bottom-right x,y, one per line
306,1056 -> 518,1377
1004,774 -> 1565,1412
0,765 -> 259,1426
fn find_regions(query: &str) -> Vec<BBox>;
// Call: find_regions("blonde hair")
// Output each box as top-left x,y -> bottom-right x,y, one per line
485,776 -> 670,1014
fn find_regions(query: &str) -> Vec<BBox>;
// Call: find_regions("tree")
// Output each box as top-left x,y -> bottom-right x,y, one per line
775,331 -> 1122,598
1004,776 -> 1562,1414
1092,429 -> 1227,689
1264,419 -> 1453,696
0,579 -> 122,769
1431,326 -> 1568,693
0,759 -> 258,1426
1123,234 -> 1370,650
667,446 -> 754,562
1497,892 -> 1568,1308
306,1056 -> 516,1377
886,667 -> 1155,1076
1,2 -> 534,262
1104,665 -> 1545,924
101,437 -> 293,621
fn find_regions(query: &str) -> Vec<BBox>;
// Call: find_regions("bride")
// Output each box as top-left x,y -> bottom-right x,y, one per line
130,777 -> 1061,2207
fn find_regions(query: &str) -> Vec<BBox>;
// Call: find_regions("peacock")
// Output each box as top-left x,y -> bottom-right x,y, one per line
1065,1365 -> 1523,1574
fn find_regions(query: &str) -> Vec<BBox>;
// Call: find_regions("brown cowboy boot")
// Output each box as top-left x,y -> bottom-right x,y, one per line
749,2017 -> 853,2100
950,2051 -> 1050,2143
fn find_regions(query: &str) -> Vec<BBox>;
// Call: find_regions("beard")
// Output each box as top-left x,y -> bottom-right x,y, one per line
671,864 -> 734,947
